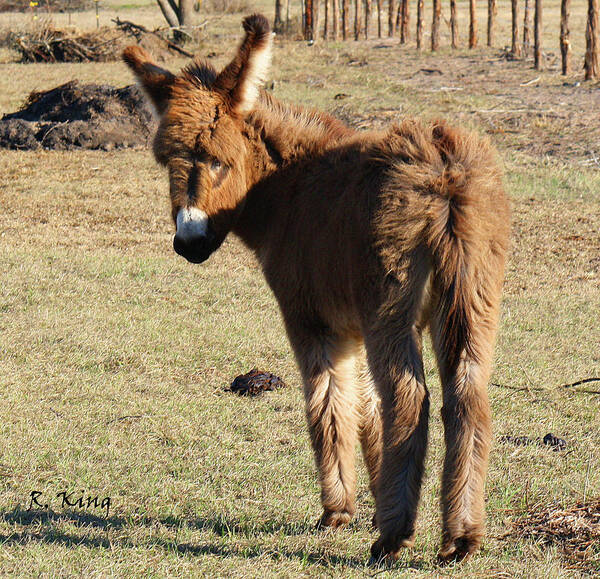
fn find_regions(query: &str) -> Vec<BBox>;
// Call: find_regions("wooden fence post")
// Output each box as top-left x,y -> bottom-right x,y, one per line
585,0 -> 599,79
304,0 -> 314,39
511,0 -> 521,56
416,0 -> 424,48
274,0 -> 283,33
400,0 -> 409,42
470,0 -> 478,48
488,0 -> 496,46
523,0 -> 532,55
450,0 -> 459,47
534,0 -> 542,69
432,0 -> 441,49
355,0 -> 362,39
388,0 -> 396,36
560,0 -> 571,74
333,0 -> 340,39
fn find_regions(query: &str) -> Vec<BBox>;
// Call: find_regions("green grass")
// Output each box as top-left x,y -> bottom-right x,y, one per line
1,0 -> 599,575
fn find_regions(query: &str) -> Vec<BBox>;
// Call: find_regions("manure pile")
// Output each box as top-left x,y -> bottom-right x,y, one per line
0,81 -> 155,151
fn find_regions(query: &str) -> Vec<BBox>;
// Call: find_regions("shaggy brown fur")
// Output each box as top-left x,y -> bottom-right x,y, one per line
123,13 -> 510,563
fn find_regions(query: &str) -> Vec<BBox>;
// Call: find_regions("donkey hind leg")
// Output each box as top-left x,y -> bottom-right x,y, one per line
365,269 -> 432,561
430,268 -> 504,562
366,324 -> 429,560
297,337 -> 362,528
356,353 -> 383,523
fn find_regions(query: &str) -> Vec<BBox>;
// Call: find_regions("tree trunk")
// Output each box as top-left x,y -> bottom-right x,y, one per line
487,0 -> 496,46
511,0 -> 521,56
523,0 -> 531,55
470,0 -> 478,48
560,0 -> 571,74
388,0 -> 396,36
416,0 -> 423,48
355,0 -> 362,39
324,0 -> 329,38
333,0 -> 340,39
377,0 -> 382,36
365,0 -> 371,38
342,0 -> 348,38
274,0 -> 284,33
450,0 -> 459,47
156,0 -> 180,30
179,0 -> 193,30
313,0 -> 320,41
432,0 -> 441,50
534,0 -> 542,69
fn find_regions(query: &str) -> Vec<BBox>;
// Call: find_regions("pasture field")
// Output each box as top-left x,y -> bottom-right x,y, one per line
1,0 -> 599,576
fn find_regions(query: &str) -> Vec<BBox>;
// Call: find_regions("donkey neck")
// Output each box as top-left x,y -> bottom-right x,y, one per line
232,94 -> 356,252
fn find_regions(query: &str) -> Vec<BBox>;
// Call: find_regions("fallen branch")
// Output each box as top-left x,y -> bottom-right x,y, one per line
112,18 -> 194,58
491,377 -> 600,395
520,75 -> 541,86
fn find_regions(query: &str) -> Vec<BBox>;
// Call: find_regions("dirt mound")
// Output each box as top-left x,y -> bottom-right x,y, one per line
0,81 -> 155,151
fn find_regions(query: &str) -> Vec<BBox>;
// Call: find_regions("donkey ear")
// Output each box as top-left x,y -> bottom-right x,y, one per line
122,46 -> 176,115
213,14 -> 273,116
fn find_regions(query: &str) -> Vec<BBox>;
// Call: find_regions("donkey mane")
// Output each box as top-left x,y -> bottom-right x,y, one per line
257,91 -> 353,142
181,59 -> 218,89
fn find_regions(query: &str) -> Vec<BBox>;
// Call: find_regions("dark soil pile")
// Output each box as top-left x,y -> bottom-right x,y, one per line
0,81 -> 155,151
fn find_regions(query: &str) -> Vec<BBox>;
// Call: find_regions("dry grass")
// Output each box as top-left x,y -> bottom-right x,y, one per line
0,0 -> 599,576
510,500 -> 600,572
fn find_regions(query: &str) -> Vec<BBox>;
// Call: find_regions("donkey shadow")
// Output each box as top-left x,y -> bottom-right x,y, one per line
0,507 -> 422,570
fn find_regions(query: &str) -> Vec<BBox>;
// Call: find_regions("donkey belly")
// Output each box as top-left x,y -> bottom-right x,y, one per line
260,220 -> 374,341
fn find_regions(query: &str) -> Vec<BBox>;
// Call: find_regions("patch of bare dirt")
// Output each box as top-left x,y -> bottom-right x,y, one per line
0,81 -> 154,150
332,46 -> 600,165
511,499 -> 600,572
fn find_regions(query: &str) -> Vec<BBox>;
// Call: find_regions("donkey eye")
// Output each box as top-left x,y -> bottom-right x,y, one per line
210,159 -> 222,172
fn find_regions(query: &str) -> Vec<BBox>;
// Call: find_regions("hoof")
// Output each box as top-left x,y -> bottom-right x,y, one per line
438,535 -> 482,564
369,532 -> 415,564
316,509 -> 353,529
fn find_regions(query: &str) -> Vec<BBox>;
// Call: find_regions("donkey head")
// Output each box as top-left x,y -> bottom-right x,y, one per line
123,14 -> 273,263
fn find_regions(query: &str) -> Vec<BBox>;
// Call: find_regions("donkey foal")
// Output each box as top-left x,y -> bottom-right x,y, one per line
123,14 -> 510,562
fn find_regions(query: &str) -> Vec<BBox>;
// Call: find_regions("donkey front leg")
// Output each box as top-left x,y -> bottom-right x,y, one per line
356,354 -> 383,511
293,334 -> 362,528
365,323 -> 430,561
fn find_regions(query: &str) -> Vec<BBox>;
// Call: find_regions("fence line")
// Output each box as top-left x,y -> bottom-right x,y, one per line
295,0 -> 599,79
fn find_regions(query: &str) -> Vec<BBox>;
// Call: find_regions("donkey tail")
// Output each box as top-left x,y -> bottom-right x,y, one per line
380,119 -> 511,369
424,122 -> 510,369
